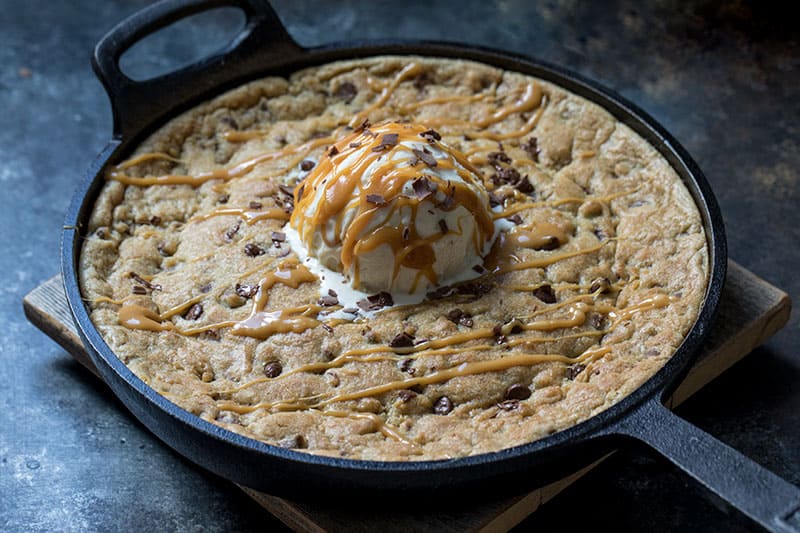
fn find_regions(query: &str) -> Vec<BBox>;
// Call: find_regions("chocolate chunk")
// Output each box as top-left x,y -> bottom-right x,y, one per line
411,176 -> 436,200
533,284 -> 556,303
419,129 -> 441,142
505,384 -> 532,401
129,272 -> 162,292
455,280 -> 493,298
488,191 -> 503,208
248,201 -> 263,210
183,303 -> 204,321
438,219 -> 448,233
357,291 -> 394,311
217,193 -> 230,204
277,434 -> 308,449
341,307 -> 359,314
426,285 -> 457,300
321,323 -> 334,334
271,231 -> 286,243
354,117 -> 371,133
131,285 -> 147,295
235,283 -> 258,299
402,227 -> 410,241
328,289 -> 338,297
278,184 -> 296,198
389,332 -> 416,349
522,137 -> 540,162
366,193 -> 387,206
328,145 -> 339,157
296,183 -> 306,202
318,295 -> 339,307
590,277 -> 611,294
491,167 -> 521,186
244,243 -> 265,257
300,159 -> 315,171
334,81 -> 358,103
398,390 -> 417,403
223,221 -> 241,242
371,133 -> 399,152
446,308 -> 474,328
149,215 -> 161,226
567,364 -> 586,380
264,361 -> 283,378
433,396 -> 453,415
472,264 -> 487,275
399,358 -> 416,375
515,175 -> 534,194
534,236 -> 561,251
487,151 -> 512,168
412,148 -> 437,167
506,214 -> 523,225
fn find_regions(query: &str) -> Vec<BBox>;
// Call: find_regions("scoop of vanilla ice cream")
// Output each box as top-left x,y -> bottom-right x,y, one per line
289,122 -> 497,298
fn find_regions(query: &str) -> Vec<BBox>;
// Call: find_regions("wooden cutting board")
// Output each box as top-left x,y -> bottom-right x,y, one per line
23,260 -> 790,532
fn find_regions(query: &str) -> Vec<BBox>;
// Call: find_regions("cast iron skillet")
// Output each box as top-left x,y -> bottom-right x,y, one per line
62,0 -> 800,529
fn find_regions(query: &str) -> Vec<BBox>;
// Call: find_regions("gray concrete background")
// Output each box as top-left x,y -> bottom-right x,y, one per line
2,1 -> 798,531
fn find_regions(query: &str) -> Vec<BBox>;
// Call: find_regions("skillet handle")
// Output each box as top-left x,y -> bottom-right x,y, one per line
92,0 -> 304,139
610,398 -> 800,532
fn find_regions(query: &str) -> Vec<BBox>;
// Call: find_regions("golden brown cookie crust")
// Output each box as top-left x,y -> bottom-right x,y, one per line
80,56 -> 708,461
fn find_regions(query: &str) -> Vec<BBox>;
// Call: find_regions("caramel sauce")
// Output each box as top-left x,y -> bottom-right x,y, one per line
188,206 -> 289,225
118,305 -> 173,332
508,222 -> 570,250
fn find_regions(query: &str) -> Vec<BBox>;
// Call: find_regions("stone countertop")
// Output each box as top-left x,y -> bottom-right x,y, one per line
2,1 -> 798,531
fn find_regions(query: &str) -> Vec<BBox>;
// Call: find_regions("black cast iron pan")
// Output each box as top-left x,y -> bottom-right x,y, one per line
61,0 -> 800,529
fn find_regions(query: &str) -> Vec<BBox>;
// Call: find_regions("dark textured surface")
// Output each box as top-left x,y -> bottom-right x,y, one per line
2,1 -> 797,531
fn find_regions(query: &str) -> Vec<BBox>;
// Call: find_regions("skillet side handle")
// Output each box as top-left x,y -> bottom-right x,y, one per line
92,0 -> 304,139
610,398 -> 800,532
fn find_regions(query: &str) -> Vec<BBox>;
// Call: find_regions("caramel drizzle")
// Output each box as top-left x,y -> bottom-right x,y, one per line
188,206 -> 290,225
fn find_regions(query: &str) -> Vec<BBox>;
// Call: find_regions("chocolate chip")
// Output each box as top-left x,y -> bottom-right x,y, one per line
366,193 -> 387,206
183,303 -> 203,321
490,167 -> 521,186
433,396 -> 453,415
567,364 -> 586,380
244,243 -> 265,257
389,332 -> 416,349
455,280 -> 494,298
472,264 -> 487,275
487,151 -> 512,168
594,228 -> 608,241
357,291 -> 394,311
223,221 -> 241,242
235,283 -> 258,299
498,400 -> 519,410
341,307 -> 358,314
588,313 -> 605,330
129,272 -> 162,292
412,176 -> 436,200
131,285 -> 147,295
264,361 -> 283,378
590,277 -> 611,294
515,176 -> 534,194
438,219 -> 448,233
402,227 -> 410,241
318,295 -> 339,307
300,159 -> 315,171
534,236 -> 561,251
522,137 -> 540,162
247,201 -> 261,210
399,358 -> 416,375
199,284 -> 212,293
334,81 -> 358,103
321,323 -> 334,333
328,289 -> 338,297
296,184 -> 306,201
506,214 -> 523,225
354,117 -> 371,133
446,308 -> 474,327
278,184 -> 295,198
329,146 -> 339,157
419,129 -> 441,142
533,284 -> 556,303
398,390 -> 417,403
412,148 -> 437,167
271,231 -> 286,243
149,215 -> 161,226
217,193 -> 230,204
277,434 -> 307,449
505,384 -> 532,401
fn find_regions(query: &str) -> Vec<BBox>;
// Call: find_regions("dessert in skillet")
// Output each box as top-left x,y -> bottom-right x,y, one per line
80,56 -> 709,460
